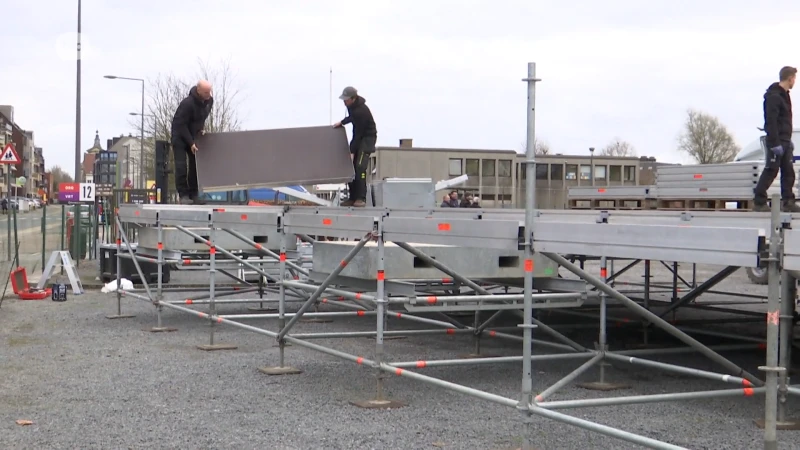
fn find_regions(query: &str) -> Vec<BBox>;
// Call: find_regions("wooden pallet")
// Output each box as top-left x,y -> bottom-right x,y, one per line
655,198 -> 754,211
568,198 -> 656,210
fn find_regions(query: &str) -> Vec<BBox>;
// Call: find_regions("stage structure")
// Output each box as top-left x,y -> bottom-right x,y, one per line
108,63 -> 799,450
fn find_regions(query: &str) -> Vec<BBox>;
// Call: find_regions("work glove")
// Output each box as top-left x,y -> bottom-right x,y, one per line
771,145 -> 784,157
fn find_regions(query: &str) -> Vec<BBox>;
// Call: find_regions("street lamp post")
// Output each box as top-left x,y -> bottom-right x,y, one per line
103,75 -> 145,189
130,112 -> 157,187
589,147 -> 595,187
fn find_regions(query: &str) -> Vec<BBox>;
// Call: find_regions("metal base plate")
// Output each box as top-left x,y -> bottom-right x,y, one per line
754,418 -> 800,430
106,314 -> 136,319
576,381 -> 630,391
258,366 -> 303,375
349,399 -> 407,409
145,327 -> 178,333
197,344 -> 238,351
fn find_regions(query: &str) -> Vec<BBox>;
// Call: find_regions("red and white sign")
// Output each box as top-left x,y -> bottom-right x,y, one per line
1,143 -> 20,164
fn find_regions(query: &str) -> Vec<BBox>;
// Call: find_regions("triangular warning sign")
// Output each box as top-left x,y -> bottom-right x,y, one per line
1,143 -> 20,164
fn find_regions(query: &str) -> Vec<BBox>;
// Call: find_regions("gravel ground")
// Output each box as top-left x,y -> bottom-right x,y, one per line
2,261 -> 800,449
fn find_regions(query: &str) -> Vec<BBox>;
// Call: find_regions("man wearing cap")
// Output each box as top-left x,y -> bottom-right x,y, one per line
333,86 -> 377,207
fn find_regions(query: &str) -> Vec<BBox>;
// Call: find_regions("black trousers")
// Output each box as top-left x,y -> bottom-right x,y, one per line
173,143 -> 198,198
754,140 -> 795,204
348,136 -> 376,201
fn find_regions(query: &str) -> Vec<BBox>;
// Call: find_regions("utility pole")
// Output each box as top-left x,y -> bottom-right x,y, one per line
74,0 -> 82,182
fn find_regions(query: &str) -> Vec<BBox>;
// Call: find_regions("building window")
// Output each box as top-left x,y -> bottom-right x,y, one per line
609,165 -> 622,182
498,159 -> 512,178
566,164 -> 578,180
482,159 -> 496,177
465,159 -> 480,176
594,165 -> 607,181
579,165 -> 591,180
536,163 -> 548,180
624,165 -> 636,181
550,164 -> 563,181
517,163 -> 525,179
449,158 -> 462,176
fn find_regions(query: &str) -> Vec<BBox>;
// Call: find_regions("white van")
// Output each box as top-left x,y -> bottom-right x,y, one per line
734,128 -> 800,162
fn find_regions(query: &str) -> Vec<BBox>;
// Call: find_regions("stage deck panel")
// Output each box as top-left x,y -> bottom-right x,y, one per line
194,126 -> 355,192
312,241 -> 559,280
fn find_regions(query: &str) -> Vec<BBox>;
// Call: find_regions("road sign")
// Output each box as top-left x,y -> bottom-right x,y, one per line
95,183 -> 113,196
58,182 -> 79,203
1,143 -> 20,164
79,183 -> 95,202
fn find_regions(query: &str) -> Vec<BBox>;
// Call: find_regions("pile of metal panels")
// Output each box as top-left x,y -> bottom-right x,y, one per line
655,162 -> 760,200
567,186 -> 656,210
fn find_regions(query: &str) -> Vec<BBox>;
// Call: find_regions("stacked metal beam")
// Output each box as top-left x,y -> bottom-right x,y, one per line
567,185 -> 656,209
655,162 -> 761,199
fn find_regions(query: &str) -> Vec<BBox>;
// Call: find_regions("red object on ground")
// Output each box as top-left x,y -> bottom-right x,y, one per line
9,267 -> 51,300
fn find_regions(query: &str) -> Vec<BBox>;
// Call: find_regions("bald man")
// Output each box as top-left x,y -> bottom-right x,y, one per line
171,80 -> 214,205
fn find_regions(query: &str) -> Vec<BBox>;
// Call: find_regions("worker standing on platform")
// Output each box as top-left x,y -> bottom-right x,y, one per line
171,80 -> 214,205
334,86 -> 377,207
754,66 -> 799,212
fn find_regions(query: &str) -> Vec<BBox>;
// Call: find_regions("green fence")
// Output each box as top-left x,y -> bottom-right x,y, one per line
0,203 -> 97,279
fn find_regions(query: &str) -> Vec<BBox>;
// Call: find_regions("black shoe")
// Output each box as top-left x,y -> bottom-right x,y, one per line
783,202 -> 800,213
340,199 -> 355,207
192,196 -> 207,205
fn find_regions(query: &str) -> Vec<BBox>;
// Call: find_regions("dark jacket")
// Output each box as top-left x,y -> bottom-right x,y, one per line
341,96 -> 377,154
171,86 -> 214,147
763,82 -> 793,149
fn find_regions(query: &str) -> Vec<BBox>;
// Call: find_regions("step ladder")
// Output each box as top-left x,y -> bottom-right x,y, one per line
36,251 -> 84,294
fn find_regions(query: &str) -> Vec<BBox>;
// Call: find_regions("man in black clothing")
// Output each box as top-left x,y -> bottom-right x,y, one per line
754,66 -> 798,212
171,80 -> 214,205
333,86 -> 377,207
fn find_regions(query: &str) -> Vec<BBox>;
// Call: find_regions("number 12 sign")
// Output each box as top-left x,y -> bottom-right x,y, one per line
79,183 -> 95,202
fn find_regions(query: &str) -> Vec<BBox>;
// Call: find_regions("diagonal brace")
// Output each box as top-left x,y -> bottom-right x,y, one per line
276,232 -> 373,342
115,216 -> 155,302
656,265 -> 739,320
543,252 -> 763,387
394,241 -> 586,352
174,225 -> 307,299
222,228 -> 310,276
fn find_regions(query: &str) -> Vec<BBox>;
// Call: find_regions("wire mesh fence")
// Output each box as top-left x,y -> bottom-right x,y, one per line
0,205 -> 96,283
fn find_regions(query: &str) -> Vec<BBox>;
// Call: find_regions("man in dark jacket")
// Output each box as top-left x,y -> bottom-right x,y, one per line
754,66 -> 798,212
171,80 -> 214,205
333,86 -> 377,207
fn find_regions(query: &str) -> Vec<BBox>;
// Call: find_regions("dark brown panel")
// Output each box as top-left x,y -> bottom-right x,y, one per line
194,126 -> 354,192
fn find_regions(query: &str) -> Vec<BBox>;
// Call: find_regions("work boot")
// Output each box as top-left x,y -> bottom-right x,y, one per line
179,196 -> 193,205
192,196 -> 207,205
340,199 -> 355,207
353,199 -> 367,207
783,201 -> 800,213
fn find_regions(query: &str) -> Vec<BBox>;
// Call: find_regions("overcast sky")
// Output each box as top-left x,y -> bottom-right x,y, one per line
1,0 -> 798,175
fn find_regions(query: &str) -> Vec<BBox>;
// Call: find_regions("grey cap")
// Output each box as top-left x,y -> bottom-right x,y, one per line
339,86 -> 357,100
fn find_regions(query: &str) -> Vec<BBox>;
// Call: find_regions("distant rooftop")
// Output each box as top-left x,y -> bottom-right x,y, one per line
378,138 -> 652,161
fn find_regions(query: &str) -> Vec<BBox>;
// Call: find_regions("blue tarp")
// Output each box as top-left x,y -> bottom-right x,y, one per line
248,185 -> 309,201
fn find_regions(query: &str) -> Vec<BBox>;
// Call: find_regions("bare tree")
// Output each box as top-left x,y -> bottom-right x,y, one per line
128,57 -> 246,192
677,109 -> 740,164
520,137 -> 551,155
600,137 -> 636,157
49,165 -> 74,185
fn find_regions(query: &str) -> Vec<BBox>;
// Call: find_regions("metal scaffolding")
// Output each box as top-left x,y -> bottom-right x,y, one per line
108,62 -> 798,449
